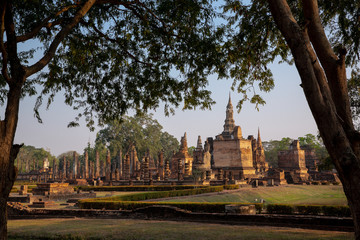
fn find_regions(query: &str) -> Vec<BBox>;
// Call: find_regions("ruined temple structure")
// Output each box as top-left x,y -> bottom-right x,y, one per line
248,129 -> 269,175
170,133 -> 193,179
192,136 -> 212,174
209,95 -> 268,180
301,145 -> 319,172
278,140 -> 310,183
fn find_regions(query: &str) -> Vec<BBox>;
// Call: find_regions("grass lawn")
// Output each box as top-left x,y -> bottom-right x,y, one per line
158,185 -> 347,205
8,218 -> 354,240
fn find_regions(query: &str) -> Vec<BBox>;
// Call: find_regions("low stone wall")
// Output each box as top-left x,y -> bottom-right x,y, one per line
7,204 -> 354,232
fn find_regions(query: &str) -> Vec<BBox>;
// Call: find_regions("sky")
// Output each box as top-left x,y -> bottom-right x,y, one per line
12,61 -> 318,157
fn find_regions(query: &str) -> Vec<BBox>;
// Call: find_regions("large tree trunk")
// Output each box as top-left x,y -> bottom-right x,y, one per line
0,85 -> 23,240
268,0 -> 360,238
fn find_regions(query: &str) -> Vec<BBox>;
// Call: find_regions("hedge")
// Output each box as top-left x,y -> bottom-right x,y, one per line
223,185 -> 240,190
90,186 -> 224,202
266,204 -> 294,215
78,200 -> 263,213
77,185 -> 211,192
266,204 -> 351,217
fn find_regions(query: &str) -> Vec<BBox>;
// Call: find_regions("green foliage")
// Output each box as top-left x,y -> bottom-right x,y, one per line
266,204 -> 294,215
296,205 -> 322,215
79,199 -> 263,214
16,0 -> 224,126
266,204 -> 351,217
321,205 -> 351,217
91,186 -> 224,202
77,185 -> 207,192
263,137 -> 293,167
223,184 -> 240,190
264,134 -> 330,169
221,0 -> 360,111
15,145 -> 57,173
348,68 -> 360,129
94,113 -> 179,161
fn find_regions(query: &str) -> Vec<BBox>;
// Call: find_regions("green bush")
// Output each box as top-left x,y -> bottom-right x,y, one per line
223,185 -> 239,190
296,205 -> 322,215
92,186 -> 224,202
311,181 -> 320,185
322,205 -> 351,217
78,200 -> 260,213
266,204 -> 294,214
77,185 -> 210,192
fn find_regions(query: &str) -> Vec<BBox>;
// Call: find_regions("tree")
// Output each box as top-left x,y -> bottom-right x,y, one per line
0,1 -> 221,238
223,0 -> 360,237
263,137 -> 292,167
95,113 -> 179,162
15,145 -> 56,173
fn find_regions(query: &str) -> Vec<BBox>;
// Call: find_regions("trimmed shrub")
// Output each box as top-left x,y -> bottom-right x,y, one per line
223,185 -> 240,190
322,205 -> 351,217
92,186 -> 224,202
77,185 -> 208,192
296,205 -> 322,215
266,204 -> 294,214
78,200 -> 259,213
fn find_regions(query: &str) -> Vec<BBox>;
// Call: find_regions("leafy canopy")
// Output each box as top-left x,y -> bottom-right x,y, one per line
2,0 -> 225,127
95,113 -> 179,161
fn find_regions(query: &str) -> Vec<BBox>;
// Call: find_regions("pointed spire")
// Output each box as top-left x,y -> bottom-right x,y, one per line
180,132 -> 188,151
257,127 -> 263,148
223,93 -> 235,136
227,92 -> 233,108
196,135 -> 203,150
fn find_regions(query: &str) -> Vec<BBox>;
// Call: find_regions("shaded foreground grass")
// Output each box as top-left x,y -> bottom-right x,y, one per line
159,185 -> 347,205
8,218 -> 353,240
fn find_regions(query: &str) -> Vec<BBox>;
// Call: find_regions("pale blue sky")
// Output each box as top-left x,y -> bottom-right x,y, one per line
13,60 -> 318,156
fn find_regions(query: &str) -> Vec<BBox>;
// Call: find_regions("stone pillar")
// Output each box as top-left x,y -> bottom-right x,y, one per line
118,149 -> 122,179
89,161 -> 94,179
106,150 -> 111,181
177,159 -> 183,181
73,151 -> 78,179
158,150 -> 164,180
77,157 -> 81,179
124,154 -> 130,180
52,159 -> 56,180
184,162 -> 190,177
100,161 -> 105,178
164,159 -> 170,181
206,170 -> 211,180
62,156 -> 66,180
115,169 -> 119,181
84,151 -> 89,179
229,171 -> 234,181
95,150 -> 100,178
218,169 -> 223,181
140,158 -> 144,180
144,157 -> 150,181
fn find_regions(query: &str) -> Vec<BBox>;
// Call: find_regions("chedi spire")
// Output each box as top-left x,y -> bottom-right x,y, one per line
222,93 -> 235,135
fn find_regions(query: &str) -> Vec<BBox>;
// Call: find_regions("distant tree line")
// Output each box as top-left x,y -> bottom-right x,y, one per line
16,114 -> 179,173
263,133 -> 332,171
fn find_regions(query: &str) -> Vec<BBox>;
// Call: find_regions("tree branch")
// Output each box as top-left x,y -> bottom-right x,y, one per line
82,19 -> 153,66
266,0 -> 352,168
0,1 -> 9,82
15,4 -> 78,43
302,0 -> 354,132
25,0 -> 97,77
